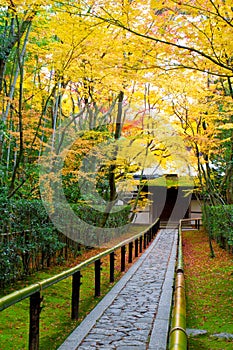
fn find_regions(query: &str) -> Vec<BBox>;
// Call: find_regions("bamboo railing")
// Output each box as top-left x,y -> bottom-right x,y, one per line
168,217 -> 201,350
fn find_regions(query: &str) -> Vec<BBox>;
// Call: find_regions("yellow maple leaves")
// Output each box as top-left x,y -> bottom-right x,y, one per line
1,0 -> 232,204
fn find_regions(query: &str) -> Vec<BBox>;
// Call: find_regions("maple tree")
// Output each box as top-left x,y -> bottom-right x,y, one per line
84,0 -> 233,75
157,69 -> 233,205
0,0 -> 232,212
0,2 -> 168,204
78,0 -> 233,204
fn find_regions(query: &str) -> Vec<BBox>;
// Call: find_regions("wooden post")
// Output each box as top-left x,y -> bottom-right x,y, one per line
149,228 -> 152,242
148,230 -> 151,244
95,259 -> 101,297
71,271 -> 81,320
135,238 -> 138,257
128,242 -> 133,263
143,233 -> 147,249
139,236 -> 143,253
152,224 -> 156,238
110,252 -> 115,283
29,291 -> 42,350
121,245 -> 126,272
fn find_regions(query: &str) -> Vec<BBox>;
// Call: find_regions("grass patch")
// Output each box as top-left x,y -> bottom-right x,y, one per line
0,224 -> 147,349
183,230 -> 233,349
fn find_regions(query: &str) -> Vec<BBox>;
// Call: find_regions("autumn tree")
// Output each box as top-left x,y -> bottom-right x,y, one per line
72,0 -> 233,205
0,2 -> 132,199
2,0 -> 230,219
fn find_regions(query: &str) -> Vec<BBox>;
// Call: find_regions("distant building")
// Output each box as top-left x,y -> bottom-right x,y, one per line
130,173 -> 201,226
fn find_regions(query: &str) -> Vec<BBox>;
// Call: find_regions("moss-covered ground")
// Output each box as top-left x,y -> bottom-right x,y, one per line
183,230 -> 233,350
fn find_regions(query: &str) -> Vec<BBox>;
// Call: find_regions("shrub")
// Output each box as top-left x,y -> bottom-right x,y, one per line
0,240 -> 22,287
0,199 -> 66,286
0,197 -> 130,286
71,203 -> 131,228
203,205 -> 233,249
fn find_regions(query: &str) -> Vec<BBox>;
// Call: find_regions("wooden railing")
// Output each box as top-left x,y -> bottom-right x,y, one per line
180,217 -> 202,230
0,218 -> 160,350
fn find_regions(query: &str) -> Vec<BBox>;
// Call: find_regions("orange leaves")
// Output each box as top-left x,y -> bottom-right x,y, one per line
121,118 -> 143,135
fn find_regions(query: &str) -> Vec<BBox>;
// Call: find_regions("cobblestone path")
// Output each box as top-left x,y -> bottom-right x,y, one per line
58,229 -> 178,350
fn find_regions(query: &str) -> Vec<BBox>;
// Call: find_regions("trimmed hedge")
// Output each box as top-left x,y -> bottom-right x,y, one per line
71,203 -> 131,228
0,200 -> 65,287
0,199 -> 131,287
202,205 -> 233,249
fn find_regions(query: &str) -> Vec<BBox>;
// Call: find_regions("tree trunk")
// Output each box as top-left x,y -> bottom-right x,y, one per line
8,22 -> 32,196
99,91 -> 124,228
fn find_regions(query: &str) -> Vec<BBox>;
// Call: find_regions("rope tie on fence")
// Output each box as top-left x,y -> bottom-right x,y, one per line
169,326 -> 187,336
37,282 -> 43,293
175,285 -> 185,290
37,282 -> 44,310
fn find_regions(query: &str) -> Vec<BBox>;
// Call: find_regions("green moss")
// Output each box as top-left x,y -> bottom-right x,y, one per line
188,336 -> 233,350
183,230 -> 233,349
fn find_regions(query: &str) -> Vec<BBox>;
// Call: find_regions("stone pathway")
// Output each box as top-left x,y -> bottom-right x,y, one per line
58,229 -> 178,350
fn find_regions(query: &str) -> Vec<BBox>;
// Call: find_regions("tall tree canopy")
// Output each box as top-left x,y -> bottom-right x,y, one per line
0,0 -> 232,207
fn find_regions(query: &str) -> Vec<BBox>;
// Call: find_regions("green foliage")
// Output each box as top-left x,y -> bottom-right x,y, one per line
202,205 -> 233,248
0,240 -> 23,287
0,194 -> 130,286
62,174 -> 81,202
0,198 -> 65,287
71,203 -> 131,228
